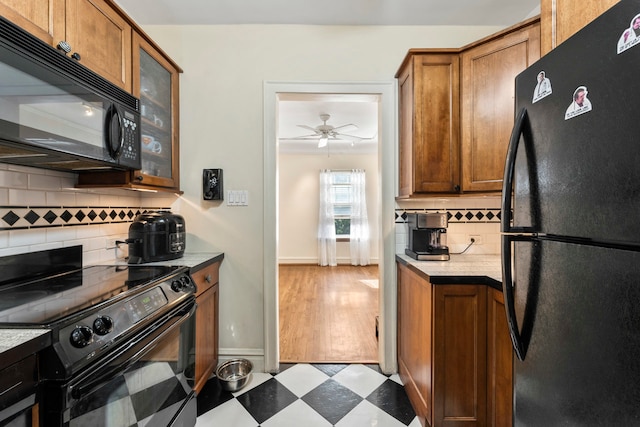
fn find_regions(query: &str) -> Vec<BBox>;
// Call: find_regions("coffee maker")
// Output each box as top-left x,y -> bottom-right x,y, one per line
405,212 -> 450,261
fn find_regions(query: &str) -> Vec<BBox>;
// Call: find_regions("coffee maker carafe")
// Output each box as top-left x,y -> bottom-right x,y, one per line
405,212 -> 450,261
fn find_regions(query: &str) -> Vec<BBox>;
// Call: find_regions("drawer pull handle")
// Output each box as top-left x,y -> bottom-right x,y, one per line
205,274 -> 212,283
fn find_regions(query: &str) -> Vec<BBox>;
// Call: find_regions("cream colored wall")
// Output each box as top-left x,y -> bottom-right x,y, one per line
141,24 -> 505,368
278,152 -> 379,264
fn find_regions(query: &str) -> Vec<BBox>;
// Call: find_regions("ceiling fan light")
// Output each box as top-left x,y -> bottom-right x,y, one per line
318,136 -> 328,148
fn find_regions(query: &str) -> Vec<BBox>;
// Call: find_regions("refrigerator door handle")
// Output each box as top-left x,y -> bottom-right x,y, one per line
501,233 -> 527,361
501,108 -> 528,234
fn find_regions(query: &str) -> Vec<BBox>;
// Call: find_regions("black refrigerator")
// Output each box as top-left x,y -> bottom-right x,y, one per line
501,0 -> 640,425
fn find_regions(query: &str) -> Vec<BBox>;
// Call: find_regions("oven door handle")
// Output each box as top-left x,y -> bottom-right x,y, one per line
70,301 -> 195,400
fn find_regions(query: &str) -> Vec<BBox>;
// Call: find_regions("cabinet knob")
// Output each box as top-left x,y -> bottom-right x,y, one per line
135,175 -> 144,181
454,184 -> 460,192
57,41 -> 71,54
71,52 -> 81,61
205,274 -> 212,283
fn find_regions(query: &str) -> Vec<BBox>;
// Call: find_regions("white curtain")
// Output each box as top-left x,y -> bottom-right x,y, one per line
350,169 -> 370,266
317,169 -> 337,266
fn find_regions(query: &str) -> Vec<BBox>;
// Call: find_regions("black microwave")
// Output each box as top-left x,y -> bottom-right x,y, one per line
0,16 -> 140,172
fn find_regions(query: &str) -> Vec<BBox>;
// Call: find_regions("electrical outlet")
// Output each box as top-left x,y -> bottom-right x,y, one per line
469,234 -> 483,245
105,239 -> 119,249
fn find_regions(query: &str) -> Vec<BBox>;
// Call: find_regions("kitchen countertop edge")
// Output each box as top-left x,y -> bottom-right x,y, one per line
396,253 -> 503,291
0,329 -> 51,369
116,252 -> 224,269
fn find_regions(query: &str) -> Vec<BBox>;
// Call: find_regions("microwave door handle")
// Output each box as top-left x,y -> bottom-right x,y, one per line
105,103 -> 123,160
501,108 -> 527,234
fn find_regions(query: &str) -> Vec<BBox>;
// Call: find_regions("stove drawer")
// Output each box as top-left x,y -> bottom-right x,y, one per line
0,354 -> 37,425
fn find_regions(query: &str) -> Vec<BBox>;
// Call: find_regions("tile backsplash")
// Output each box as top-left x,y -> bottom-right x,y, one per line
0,164 -> 178,265
396,197 -> 502,255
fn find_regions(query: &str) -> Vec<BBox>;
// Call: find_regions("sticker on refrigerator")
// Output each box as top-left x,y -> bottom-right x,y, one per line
617,13 -> 640,54
565,86 -> 592,120
532,71 -> 552,103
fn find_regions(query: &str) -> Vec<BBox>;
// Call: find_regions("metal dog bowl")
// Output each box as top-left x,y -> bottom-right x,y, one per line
216,358 -> 253,392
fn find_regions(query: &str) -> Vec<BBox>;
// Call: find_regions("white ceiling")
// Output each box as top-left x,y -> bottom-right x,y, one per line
114,0 -> 539,26
114,0 -> 540,154
277,94 -> 379,155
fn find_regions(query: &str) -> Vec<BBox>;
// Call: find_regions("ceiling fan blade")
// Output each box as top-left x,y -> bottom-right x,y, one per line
334,133 -> 370,140
331,123 -> 358,132
279,133 -> 319,140
296,125 -> 318,132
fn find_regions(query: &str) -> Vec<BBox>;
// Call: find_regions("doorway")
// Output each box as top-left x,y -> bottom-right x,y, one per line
277,93 -> 380,362
263,81 -> 398,373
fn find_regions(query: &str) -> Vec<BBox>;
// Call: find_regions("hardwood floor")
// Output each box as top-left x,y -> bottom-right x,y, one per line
279,264 -> 379,363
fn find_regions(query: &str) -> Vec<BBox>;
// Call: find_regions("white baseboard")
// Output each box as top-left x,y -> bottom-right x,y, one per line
278,257 -> 380,265
218,347 -> 267,373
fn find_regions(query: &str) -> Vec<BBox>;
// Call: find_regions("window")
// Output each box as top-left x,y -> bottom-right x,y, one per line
330,171 -> 352,236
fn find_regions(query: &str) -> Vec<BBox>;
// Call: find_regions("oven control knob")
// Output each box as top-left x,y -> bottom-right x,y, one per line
180,275 -> 192,288
171,279 -> 184,292
93,316 -> 114,335
70,326 -> 94,348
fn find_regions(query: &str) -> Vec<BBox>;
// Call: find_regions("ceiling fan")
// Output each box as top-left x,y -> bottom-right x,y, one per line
281,113 -> 370,148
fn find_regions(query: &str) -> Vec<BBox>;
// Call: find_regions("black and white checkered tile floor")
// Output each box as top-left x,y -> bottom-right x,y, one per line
196,363 -> 419,426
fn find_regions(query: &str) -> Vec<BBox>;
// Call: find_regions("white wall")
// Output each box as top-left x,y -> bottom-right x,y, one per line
279,152 -> 379,264
137,24 -> 506,368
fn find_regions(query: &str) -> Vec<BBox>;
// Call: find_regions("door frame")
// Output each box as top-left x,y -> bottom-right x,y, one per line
263,81 -> 398,373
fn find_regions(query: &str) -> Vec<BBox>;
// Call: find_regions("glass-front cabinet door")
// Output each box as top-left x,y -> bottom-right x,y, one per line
132,32 -> 181,191
78,32 -> 182,192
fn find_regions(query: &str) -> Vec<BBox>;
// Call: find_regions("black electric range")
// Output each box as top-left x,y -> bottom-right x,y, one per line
0,245 -> 195,378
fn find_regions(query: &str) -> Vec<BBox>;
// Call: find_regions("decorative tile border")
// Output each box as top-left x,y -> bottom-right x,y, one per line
395,208 -> 502,224
0,206 -> 170,231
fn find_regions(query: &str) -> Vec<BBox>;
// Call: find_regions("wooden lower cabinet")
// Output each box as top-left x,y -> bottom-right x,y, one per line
433,284 -> 487,427
398,262 -> 433,425
192,261 -> 220,394
486,288 -> 513,427
397,262 -> 513,427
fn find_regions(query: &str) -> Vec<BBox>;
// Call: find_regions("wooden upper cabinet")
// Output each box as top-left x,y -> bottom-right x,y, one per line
460,20 -> 540,193
541,0 -> 619,55
131,31 -> 181,190
396,18 -> 540,198
0,0 -> 131,91
0,0 -> 64,46
76,30 -> 182,192
65,0 -> 132,91
397,52 -> 460,197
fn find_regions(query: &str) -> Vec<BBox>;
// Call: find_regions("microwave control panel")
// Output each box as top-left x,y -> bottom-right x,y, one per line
120,110 -> 140,169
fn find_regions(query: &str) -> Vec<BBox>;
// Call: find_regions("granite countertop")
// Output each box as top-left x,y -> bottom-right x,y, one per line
0,329 -> 51,368
397,253 -> 503,289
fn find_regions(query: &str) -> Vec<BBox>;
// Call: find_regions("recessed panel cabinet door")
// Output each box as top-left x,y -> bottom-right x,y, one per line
0,0 -> 64,46
541,0 -> 619,55
460,23 -> 540,192
65,0 -> 132,91
398,54 -> 460,197
487,288 -> 513,427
